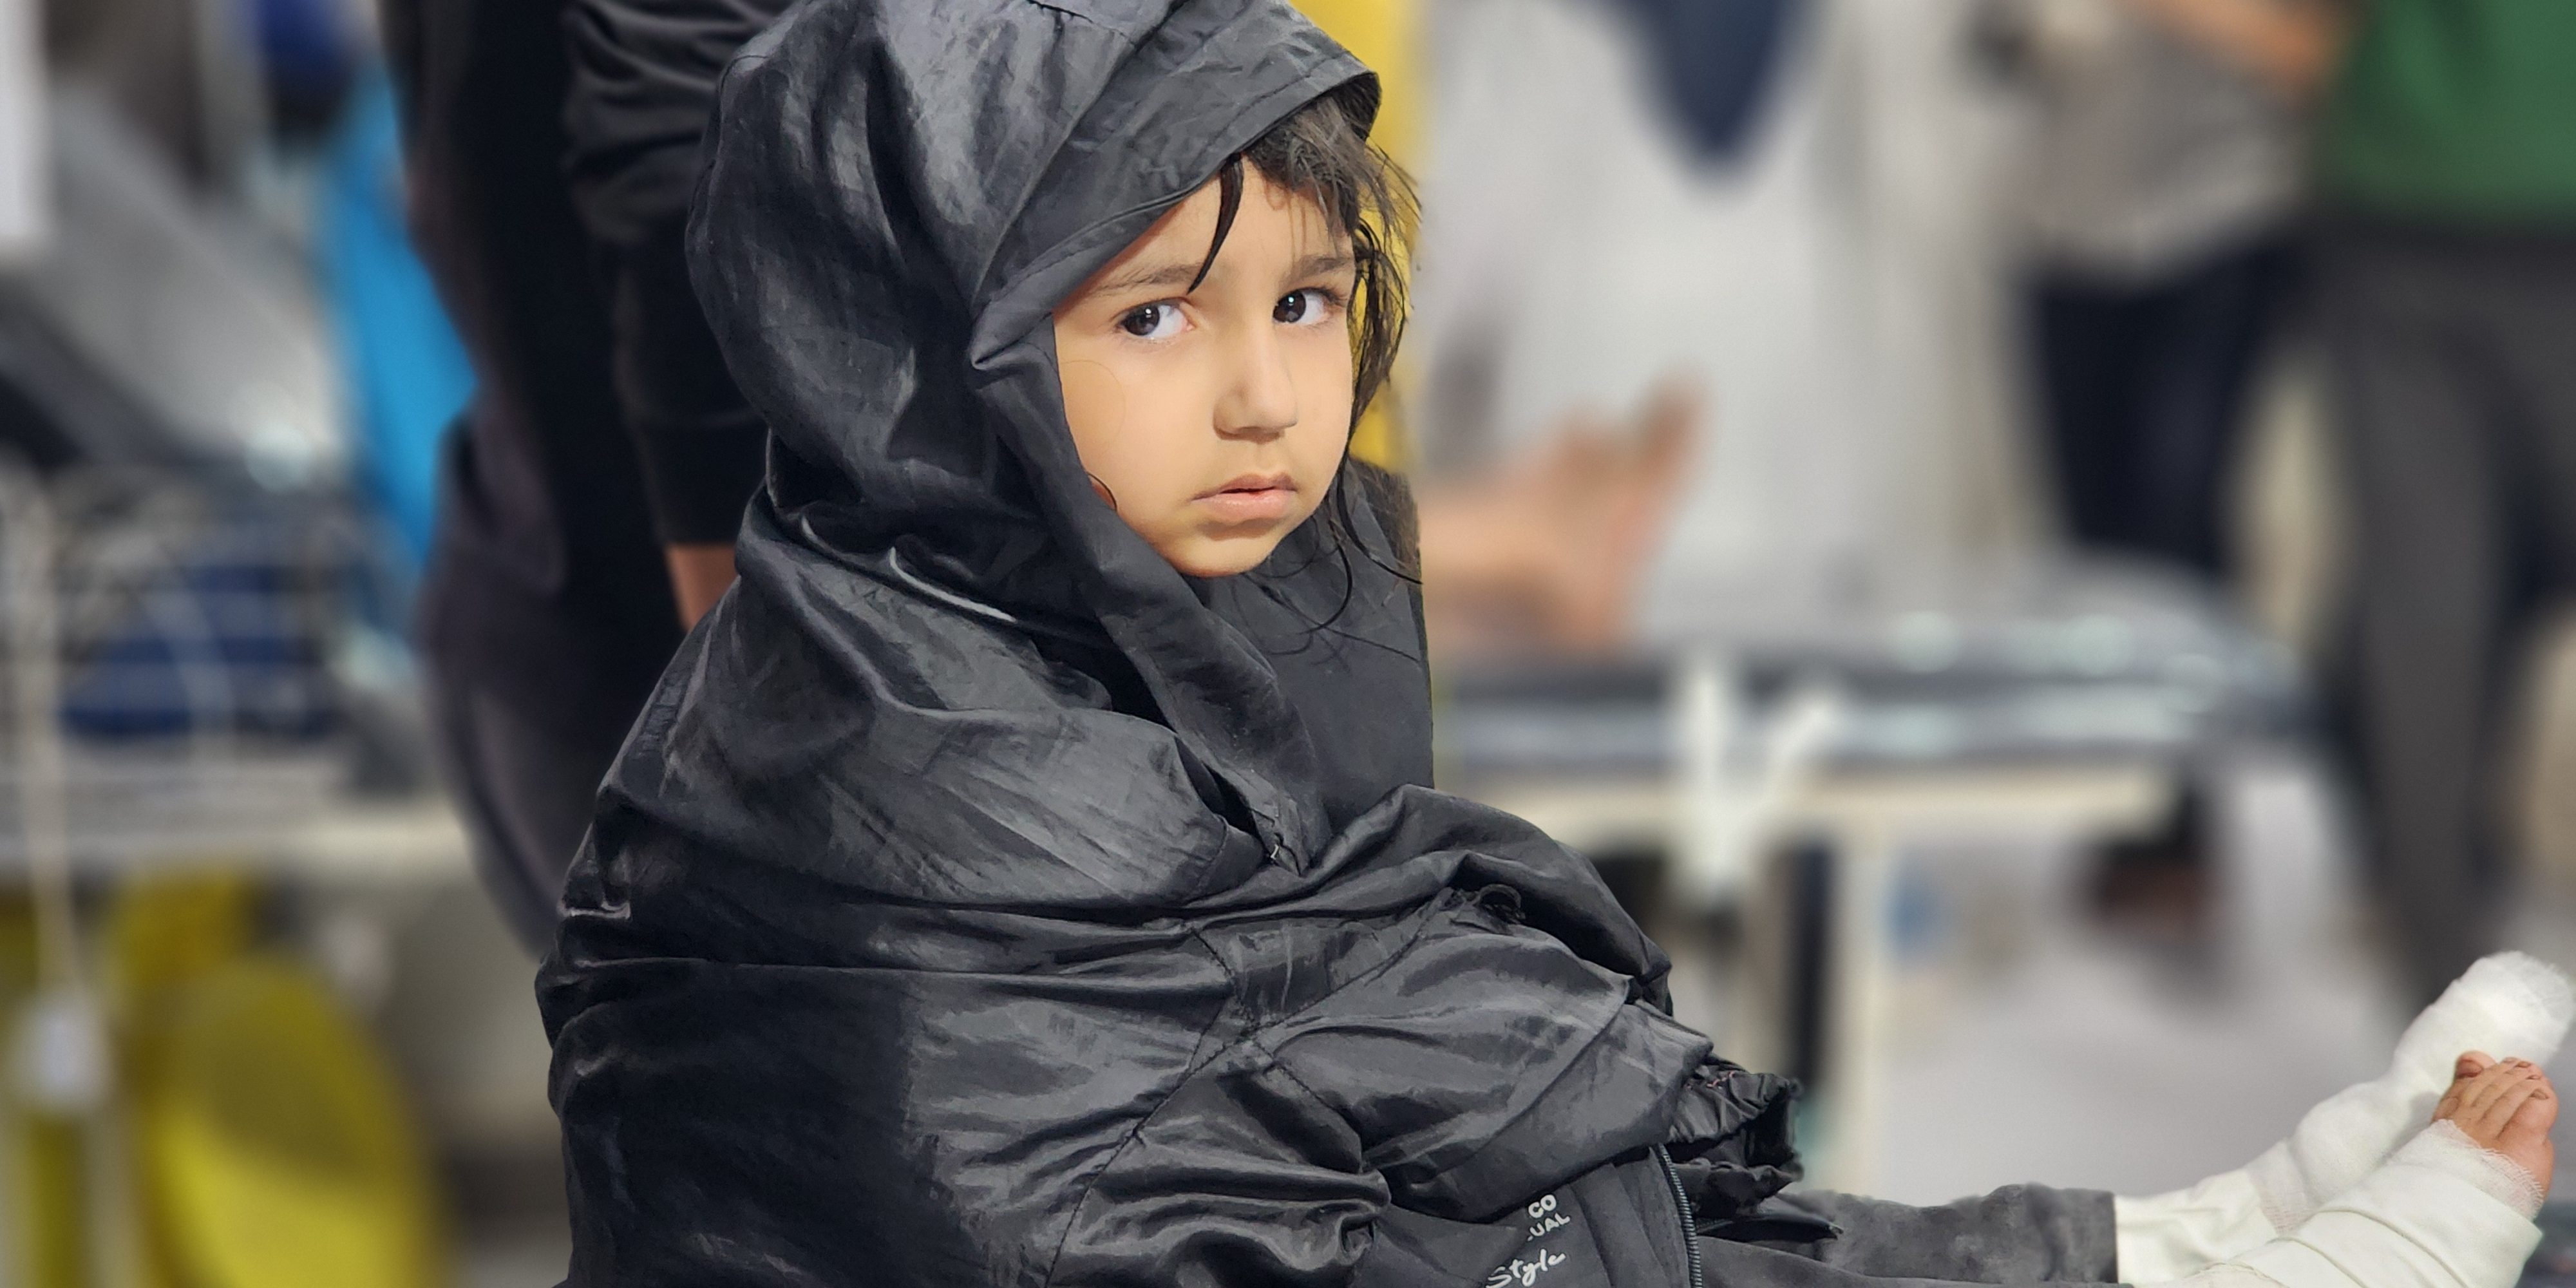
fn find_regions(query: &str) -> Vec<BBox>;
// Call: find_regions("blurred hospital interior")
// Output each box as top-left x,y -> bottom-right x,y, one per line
0,0 -> 2570,1283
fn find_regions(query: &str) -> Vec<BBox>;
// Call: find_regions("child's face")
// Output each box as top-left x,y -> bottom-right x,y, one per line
1052,169 -> 1357,578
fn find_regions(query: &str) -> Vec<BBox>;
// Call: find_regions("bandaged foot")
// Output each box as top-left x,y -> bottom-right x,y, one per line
2249,956 -> 2571,1227
2143,1059 -> 2555,1288
2119,952 -> 2573,1282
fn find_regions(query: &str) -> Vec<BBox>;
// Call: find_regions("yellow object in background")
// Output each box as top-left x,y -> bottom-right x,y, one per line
138,956 -> 443,1288
0,895 -> 85,1288
1,872 -> 453,1288
1293,0 -> 1417,158
109,871 -> 264,1288
105,873 -> 258,1001
1293,0 -> 1420,470
16,1113 -> 86,1288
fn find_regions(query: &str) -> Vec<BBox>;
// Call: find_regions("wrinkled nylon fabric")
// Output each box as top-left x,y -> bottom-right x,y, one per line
537,1 -> 1804,1283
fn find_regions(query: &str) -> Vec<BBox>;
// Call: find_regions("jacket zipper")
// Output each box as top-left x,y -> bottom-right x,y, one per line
1652,1144 -> 1702,1288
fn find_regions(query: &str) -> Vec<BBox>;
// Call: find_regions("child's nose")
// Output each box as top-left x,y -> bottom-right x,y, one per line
1215,328 -> 1299,440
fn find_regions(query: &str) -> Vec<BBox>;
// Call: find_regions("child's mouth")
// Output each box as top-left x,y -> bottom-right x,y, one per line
1195,473 -> 1296,523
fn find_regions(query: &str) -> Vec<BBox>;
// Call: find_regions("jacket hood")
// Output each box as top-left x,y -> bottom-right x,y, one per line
688,0 -> 1397,859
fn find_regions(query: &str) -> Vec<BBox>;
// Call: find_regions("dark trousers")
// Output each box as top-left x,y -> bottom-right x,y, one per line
2320,223 -> 2576,1001
2027,236 -> 2297,578
424,663 -> 645,956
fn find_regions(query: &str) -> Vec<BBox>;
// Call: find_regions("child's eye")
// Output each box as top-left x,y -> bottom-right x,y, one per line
1274,289 -> 1338,325
1118,303 -> 1185,339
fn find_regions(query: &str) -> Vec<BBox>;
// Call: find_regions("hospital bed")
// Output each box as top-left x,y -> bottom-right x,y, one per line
1435,557 -> 2313,1189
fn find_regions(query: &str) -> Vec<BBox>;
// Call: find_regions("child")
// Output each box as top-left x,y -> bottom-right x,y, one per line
538,2 -> 2562,1285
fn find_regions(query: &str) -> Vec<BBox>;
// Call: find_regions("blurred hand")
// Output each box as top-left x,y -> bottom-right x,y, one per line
1986,0 -> 2125,71
1417,380 -> 1701,656
2117,0 -> 2345,98
665,542 -> 738,628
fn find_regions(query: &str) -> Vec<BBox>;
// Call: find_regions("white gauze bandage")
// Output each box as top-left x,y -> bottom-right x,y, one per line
2143,1121 -> 2545,1288
2117,952 -> 2573,1282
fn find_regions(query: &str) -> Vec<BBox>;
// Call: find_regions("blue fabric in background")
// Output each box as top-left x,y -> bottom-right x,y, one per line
254,0 -> 357,106
1605,0 -> 1809,165
317,70 -> 474,570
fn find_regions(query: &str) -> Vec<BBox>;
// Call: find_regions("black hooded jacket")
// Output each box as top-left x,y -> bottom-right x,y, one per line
537,3 -> 2123,1284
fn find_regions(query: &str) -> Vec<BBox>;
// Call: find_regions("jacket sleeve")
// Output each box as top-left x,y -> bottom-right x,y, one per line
561,0 -> 788,543
1698,1228 -> 2125,1288
1764,1186 -> 2123,1283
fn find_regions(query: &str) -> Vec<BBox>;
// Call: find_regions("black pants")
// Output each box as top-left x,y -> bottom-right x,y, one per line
2319,222 -> 2576,1001
425,663 -> 643,956
2027,236 -> 2297,578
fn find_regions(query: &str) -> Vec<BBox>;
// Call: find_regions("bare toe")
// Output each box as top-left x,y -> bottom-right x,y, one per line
2470,1074 -> 2544,1141
2453,1061 -> 2536,1131
2510,1084 -> 2559,1137
2438,1079 -> 2468,1122
2440,1052 -> 2497,1120
2450,1065 -> 2503,1119
2496,1077 -> 2559,1200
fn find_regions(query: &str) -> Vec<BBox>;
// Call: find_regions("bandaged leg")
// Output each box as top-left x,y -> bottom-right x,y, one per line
1690,1123 -> 2539,1288
2146,1118 -> 2545,1288
2117,952 -> 2573,1282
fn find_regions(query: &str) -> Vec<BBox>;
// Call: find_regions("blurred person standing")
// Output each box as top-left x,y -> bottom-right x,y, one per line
1996,0 -> 2341,579
383,0 -> 782,952
1410,0 -> 2040,650
2313,0 -> 2576,1001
